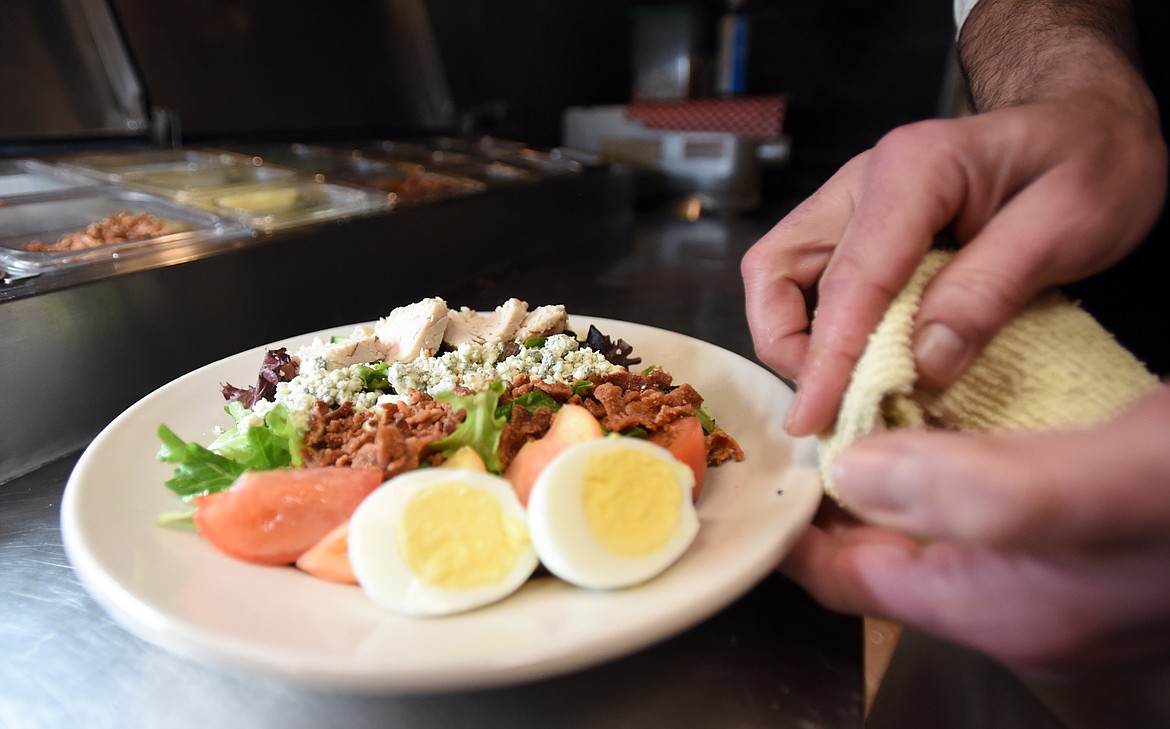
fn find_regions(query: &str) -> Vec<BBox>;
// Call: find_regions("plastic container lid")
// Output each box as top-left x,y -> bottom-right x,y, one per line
0,189 -> 249,275
121,159 -> 298,200
223,143 -> 393,182
54,149 -> 252,183
187,180 -> 390,232
0,159 -> 104,203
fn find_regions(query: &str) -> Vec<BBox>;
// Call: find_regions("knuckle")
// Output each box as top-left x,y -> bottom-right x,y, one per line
873,119 -> 954,161
739,243 -> 769,279
752,338 -> 802,380
817,256 -> 903,313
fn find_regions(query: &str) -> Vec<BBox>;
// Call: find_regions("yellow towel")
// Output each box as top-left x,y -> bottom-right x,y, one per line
818,249 -> 1160,499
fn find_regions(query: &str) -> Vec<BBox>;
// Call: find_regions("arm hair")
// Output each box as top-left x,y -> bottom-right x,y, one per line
959,0 -> 1144,112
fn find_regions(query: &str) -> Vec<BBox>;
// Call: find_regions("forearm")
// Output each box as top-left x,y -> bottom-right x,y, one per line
959,0 -> 1152,115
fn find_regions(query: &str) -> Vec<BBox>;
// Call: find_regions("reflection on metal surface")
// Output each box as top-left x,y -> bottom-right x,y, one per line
107,0 -> 455,137
1,0 -> 152,141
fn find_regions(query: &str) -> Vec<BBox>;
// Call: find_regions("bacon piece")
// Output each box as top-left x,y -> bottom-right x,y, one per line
498,405 -> 555,471
598,368 -> 674,392
590,381 -> 704,432
301,396 -> 462,479
25,210 -> 169,252
706,430 -> 745,465
300,368 -> 743,480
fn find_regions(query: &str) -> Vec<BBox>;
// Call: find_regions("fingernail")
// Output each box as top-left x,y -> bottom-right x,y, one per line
833,447 -> 922,515
914,322 -> 967,387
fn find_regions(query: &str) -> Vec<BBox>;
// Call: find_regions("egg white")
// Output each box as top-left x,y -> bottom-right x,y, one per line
348,469 -> 538,617
527,437 -> 699,590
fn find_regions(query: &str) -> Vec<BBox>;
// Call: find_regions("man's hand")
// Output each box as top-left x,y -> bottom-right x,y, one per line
741,0 -> 1166,437
779,385 -> 1170,676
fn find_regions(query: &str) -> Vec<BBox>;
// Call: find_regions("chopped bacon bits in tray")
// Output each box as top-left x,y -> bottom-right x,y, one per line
26,210 -> 170,252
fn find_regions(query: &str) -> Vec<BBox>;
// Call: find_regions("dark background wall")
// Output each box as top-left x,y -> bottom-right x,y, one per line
426,0 -> 956,170
105,0 -> 955,181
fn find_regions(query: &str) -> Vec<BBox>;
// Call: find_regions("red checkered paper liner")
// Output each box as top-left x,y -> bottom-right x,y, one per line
624,95 -> 787,139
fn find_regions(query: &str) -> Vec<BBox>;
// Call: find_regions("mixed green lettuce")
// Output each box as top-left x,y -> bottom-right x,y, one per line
156,402 -> 305,502
220,347 -> 298,408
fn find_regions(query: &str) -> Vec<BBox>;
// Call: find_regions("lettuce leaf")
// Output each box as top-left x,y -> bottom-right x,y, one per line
695,405 -> 720,434
496,389 -> 560,422
207,402 -> 304,470
156,424 -> 246,501
584,325 -> 641,367
156,509 -> 196,528
221,347 -> 298,409
157,402 -> 305,501
352,361 -> 390,392
261,402 -> 305,468
432,381 -> 507,473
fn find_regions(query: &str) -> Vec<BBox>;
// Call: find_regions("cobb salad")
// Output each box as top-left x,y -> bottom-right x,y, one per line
156,298 -> 744,617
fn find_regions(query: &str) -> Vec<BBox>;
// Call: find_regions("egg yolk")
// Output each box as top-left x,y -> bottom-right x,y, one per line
398,482 -> 528,590
581,449 -> 681,557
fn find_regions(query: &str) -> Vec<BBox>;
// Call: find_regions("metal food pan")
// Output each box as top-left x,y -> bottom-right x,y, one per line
341,164 -> 486,206
363,141 -> 536,185
430,136 -> 584,175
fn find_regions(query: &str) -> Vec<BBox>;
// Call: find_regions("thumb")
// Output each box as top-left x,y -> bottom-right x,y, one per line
832,386 -> 1170,549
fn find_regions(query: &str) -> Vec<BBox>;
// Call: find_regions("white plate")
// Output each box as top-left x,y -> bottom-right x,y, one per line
61,316 -> 821,692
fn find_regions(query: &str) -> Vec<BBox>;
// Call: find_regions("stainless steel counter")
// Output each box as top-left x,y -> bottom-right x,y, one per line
0,198 -> 864,728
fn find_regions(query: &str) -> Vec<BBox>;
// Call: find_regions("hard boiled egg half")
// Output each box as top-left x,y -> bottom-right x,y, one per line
348,469 -> 538,617
527,437 -> 699,590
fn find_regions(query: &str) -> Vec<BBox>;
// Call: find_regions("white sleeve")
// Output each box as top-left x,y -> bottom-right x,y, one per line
954,0 -> 980,30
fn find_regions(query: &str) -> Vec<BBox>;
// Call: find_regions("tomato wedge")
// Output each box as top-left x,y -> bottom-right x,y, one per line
649,416 -> 708,501
503,404 -> 603,506
296,522 -> 357,584
194,467 -> 383,565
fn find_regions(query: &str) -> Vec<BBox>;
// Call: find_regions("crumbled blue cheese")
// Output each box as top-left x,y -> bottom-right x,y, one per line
246,333 -> 621,434
383,334 -> 621,396
497,334 -> 621,384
